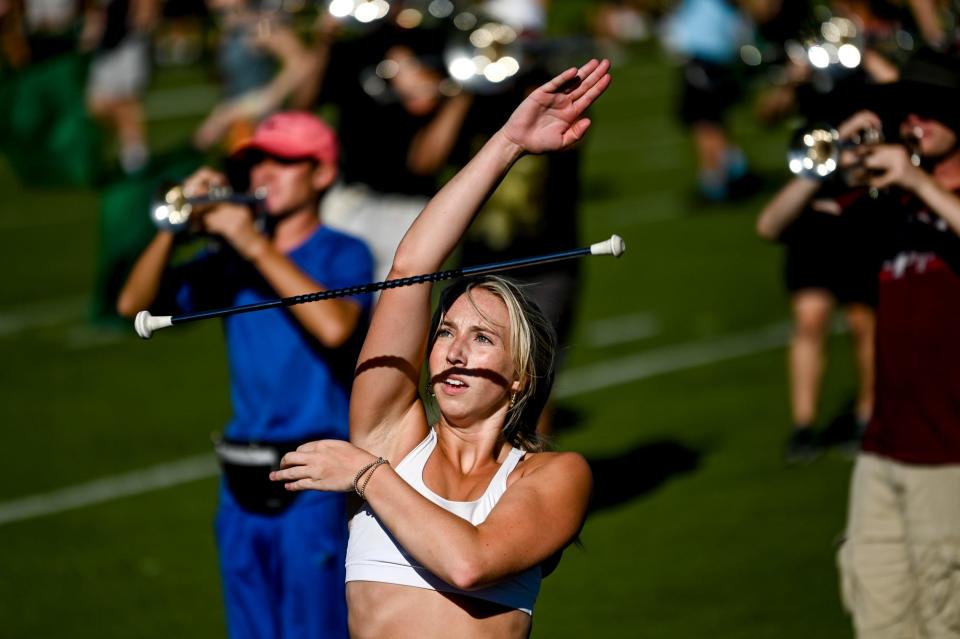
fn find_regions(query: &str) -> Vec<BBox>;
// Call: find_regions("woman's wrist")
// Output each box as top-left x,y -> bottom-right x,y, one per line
490,129 -> 526,166
353,457 -> 389,500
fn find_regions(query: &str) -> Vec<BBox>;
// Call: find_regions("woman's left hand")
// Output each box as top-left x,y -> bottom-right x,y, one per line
500,58 -> 612,155
270,440 -> 376,492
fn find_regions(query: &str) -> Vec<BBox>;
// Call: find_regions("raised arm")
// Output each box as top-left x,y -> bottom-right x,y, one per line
865,148 -> 960,237
757,111 -> 884,240
349,60 -> 612,458
116,230 -> 176,318
190,169 -> 364,349
755,176 -> 820,241
219,218 -> 363,348
194,20 -> 313,150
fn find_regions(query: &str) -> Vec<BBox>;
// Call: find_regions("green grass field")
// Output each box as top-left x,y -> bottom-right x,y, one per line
0,31 -> 862,638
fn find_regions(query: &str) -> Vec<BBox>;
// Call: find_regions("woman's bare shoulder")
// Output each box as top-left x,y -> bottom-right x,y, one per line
513,450 -> 592,485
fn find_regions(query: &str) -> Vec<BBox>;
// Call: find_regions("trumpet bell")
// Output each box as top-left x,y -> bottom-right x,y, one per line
785,15 -> 864,73
786,125 -> 884,181
149,183 -> 267,233
151,184 -> 193,232
444,11 -> 524,94
327,0 -> 392,26
787,127 -> 840,179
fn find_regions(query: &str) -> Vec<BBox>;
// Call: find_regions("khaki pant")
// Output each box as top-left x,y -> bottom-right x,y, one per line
838,453 -> 960,638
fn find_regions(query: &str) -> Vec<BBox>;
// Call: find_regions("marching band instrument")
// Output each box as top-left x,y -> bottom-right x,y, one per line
443,9 -> 524,94
787,125 -> 882,180
151,184 -> 268,233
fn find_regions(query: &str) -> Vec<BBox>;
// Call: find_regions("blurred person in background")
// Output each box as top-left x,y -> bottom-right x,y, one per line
152,0 -> 207,67
662,0 -> 756,201
756,116 -> 882,462
193,0 -> 315,151
0,0 -> 103,185
117,112 -> 372,639
0,0 -> 84,66
903,0 -> 959,50
754,0 -> 925,127
824,49 -> 960,638
591,0 -> 652,62
752,0 -> 917,462
85,0 -> 159,174
295,4 -> 474,281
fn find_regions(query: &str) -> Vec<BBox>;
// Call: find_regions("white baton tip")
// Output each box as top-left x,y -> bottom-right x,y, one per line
134,311 -> 172,340
590,234 -> 626,257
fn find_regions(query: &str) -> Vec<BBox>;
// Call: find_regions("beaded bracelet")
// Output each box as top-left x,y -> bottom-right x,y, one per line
356,457 -> 389,500
352,459 -> 380,496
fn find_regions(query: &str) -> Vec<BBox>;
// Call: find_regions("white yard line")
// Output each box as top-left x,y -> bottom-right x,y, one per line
585,312 -> 660,347
0,296 -> 87,337
0,321 -> 793,527
0,295 -> 127,349
555,321 -> 791,398
0,454 -> 217,526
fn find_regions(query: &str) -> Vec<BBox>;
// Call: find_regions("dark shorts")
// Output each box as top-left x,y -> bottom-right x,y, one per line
678,58 -> 742,126
785,245 -> 878,307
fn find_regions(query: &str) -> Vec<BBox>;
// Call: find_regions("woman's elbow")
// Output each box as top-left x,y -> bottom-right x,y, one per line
386,251 -> 422,281
446,557 -> 487,592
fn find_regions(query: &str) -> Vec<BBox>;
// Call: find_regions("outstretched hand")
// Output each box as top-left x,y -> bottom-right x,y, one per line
501,59 -> 612,155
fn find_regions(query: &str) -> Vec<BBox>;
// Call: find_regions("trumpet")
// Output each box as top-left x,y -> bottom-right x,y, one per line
787,125 -> 882,180
787,15 -> 865,73
325,0 -> 454,30
151,184 -> 268,233
326,0 -> 393,26
443,10 -> 525,94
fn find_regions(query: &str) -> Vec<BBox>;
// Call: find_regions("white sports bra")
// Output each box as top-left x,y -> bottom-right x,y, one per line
345,428 -> 541,615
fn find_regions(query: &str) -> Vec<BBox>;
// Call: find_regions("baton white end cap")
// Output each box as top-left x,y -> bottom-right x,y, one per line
591,234 -> 626,257
135,311 -> 172,340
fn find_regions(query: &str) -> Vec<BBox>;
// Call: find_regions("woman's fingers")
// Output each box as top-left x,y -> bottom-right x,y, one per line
270,465 -> 313,482
542,65 -> 581,93
572,63 -> 612,109
283,478 -> 314,491
279,451 -> 309,468
568,59 -> 609,103
561,118 -> 592,146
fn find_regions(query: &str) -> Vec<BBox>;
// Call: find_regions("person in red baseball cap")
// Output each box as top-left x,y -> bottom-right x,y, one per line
116,110 -> 373,639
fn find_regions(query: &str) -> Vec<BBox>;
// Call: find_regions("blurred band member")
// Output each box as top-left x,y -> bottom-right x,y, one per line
833,50 -> 960,638
85,0 -> 158,173
299,11 -> 473,282
117,112 -> 373,639
756,116 -> 881,462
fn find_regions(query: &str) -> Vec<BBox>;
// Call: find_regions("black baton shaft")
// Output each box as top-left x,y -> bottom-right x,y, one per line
170,245 -> 592,327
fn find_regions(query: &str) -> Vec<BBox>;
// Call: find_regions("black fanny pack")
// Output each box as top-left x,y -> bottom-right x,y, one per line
214,438 -> 306,516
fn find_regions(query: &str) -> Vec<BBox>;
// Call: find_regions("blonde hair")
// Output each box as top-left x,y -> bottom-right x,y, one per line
428,276 -> 557,452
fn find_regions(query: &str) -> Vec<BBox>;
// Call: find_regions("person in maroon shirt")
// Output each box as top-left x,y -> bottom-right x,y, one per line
834,49 -> 960,638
